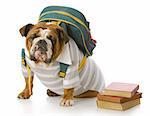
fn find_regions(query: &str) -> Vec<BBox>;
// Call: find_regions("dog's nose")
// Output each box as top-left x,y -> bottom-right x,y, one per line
38,40 -> 47,46
37,40 -> 48,52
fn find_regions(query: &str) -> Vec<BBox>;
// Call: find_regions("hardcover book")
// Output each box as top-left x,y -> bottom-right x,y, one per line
97,92 -> 142,103
103,82 -> 139,98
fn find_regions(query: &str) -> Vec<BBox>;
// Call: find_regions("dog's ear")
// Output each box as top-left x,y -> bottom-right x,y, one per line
19,24 -> 34,37
56,27 -> 69,43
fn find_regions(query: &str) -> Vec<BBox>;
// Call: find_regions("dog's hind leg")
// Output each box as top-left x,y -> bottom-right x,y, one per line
47,89 -> 60,97
74,90 -> 98,98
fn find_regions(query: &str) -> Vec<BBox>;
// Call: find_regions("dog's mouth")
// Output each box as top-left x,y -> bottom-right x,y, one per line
30,52 -> 51,64
30,44 -> 52,64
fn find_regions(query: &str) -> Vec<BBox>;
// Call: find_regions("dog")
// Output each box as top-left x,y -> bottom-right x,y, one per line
18,22 -> 105,106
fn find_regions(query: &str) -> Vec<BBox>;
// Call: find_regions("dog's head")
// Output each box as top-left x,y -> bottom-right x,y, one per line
20,22 -> 69,64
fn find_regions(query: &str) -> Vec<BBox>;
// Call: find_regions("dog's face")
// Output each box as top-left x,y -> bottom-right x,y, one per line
20,22 -> 69,64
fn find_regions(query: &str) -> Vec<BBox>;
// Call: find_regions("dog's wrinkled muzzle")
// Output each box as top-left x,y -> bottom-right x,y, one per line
30,40 -> 51,63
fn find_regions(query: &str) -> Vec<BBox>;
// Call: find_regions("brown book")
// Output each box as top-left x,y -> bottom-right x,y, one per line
97,92 -> 142,103
103,82 -> 139,98
97,98 -> 140,111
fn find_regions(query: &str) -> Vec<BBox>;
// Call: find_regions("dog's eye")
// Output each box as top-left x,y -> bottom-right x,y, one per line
30,34 -> 39,42
47,35 -> 52,40
47,35 -> 56,45
31,34 -> 39,39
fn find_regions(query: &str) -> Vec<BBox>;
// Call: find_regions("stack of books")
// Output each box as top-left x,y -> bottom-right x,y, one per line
97,82 -> 142,111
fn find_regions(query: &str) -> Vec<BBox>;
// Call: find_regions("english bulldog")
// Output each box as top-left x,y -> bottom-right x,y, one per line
18,22 -> 105,106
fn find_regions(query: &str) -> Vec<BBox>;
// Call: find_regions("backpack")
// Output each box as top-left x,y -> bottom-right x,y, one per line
39,6 -> 96,56
38,6 -> 97,78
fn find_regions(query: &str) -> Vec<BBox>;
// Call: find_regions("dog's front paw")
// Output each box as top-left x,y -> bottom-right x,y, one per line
17,89 -> 32,99
60,97 -> 74,107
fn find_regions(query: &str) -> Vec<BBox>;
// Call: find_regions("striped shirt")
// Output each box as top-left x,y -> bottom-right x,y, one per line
22,38 -> 105,96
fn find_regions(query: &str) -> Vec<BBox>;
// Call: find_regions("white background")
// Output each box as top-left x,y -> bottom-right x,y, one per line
0,0 -> 150,116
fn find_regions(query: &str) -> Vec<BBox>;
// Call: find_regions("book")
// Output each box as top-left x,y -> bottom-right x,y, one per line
97,98 -> 140,111
103,82 -> 139,98
97,92 -> 142,103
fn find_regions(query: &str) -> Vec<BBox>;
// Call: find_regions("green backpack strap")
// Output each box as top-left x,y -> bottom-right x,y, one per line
58,63 -> 70,78
21,48 -> 27,66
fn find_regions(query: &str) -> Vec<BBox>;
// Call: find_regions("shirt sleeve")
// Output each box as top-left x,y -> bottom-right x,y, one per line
63,65 -> 80,89
21,64 -> 34,78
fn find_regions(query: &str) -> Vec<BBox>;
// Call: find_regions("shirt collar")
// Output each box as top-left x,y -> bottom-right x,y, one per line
55,43 -> 72,65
